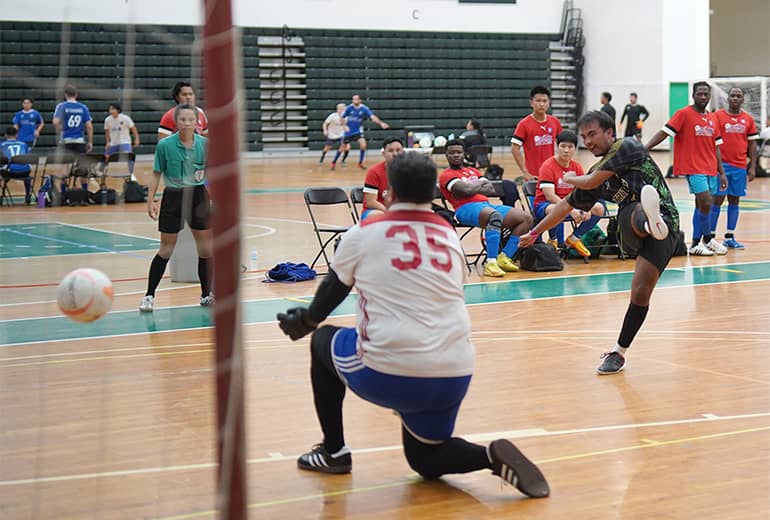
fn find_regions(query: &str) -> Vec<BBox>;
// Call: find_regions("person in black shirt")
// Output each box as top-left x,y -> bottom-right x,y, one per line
600,91 -> 616,138
519,111 -> 679,376
620,92 -> 650,139
459,118 -> 487,166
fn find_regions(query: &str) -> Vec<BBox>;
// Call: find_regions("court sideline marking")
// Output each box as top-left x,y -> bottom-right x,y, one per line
1,411 -> 767,488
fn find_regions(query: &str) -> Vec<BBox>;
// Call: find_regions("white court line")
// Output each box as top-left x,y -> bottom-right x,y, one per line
1,411 -> 767,487
472,329 -> 770,336
63,222 -> 159,242
0,283 -> 200,309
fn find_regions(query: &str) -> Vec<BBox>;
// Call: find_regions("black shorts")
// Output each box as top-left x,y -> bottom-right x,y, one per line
158,185 -> 211,234
324,137 -> 343,147
63,142 -> 87,155
617,203 -> 677,274
343,133 -> 363,144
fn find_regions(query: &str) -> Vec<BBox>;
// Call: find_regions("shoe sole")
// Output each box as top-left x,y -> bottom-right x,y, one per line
706,244 -> 728,256
689,248 -> 714,256
640,185 -> 669,240
139,307 -> 153,313
596,364 -> 625,375
297,460 -> 351,474
490,440 -> 550,498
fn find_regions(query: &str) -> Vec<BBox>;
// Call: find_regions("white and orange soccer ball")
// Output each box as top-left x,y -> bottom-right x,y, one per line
56,268 -> 114,322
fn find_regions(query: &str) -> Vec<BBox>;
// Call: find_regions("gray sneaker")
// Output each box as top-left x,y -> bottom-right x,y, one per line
640,185 -> 669,240
139,295 -> 154,313
200,294 -> 215,307
597,351 -> 626,375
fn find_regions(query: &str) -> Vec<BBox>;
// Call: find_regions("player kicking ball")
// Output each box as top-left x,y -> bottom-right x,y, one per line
277,152 -> 549,498
519,111 -> 679,375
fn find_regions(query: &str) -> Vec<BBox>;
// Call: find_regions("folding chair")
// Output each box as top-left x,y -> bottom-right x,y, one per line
349,186 -> 364,221
1,154 -> 41,206
103,152 -> 136,190
0,156 -> 9,206
304,187 -> 358,271
71,153 -> 106,187
432,185 -> 487,272
42,152 -> 77,189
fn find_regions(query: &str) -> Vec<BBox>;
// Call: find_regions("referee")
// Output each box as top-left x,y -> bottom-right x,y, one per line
139,104 -> 213,312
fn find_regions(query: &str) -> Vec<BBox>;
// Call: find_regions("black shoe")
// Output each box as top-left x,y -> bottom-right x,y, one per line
597,351 -> 626,375
489,439 -> 550,498
297,443 -> 352,474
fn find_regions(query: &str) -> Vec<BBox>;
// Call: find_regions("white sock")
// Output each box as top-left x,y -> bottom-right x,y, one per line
612,344 -> 628,356
331,446 -> 350,458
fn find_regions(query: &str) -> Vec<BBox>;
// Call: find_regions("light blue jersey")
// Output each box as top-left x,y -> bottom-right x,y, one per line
53,101 -> 92,142
342,103 -> 374,137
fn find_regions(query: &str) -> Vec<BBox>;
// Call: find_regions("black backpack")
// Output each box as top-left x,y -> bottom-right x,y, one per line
63,188 -> 90,206
123,180 -> 148,203
90,188 -> 117,205
515,242 -> 564,272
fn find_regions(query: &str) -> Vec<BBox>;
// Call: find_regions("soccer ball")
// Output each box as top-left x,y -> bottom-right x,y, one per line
57,268 -> 114,322
419,136 -> 433,149
434,136 -> 447,147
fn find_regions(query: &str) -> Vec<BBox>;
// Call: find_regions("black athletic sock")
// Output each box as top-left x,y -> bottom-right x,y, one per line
702,232 -> 713,244
617,303 -> 649,349
402,426 -> 491,479
319,151 -> 327,163
725,232 -> 734,239
198,257 -> 212,297
310,326 -> 346,453
146,254 -> 170,296
342,151 -> 349,163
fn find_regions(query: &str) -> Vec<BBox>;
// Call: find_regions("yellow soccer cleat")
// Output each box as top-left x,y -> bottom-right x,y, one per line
565,235 -> 591,258
547,238 -> 558,249
483,261 -> 506,277
496,253 -> 519,272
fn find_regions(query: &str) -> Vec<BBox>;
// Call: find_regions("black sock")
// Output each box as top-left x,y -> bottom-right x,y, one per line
402,426 -> 491,479
702,232 -> 713,244
198,257 -> 212,297
342,151 -> 349,163
146,254 -> 170,296
725,232 -> 734,239
310,326 -> 346,453
691,239 -> 700,248
617,303 -> 649,349
319,151 -> 327,163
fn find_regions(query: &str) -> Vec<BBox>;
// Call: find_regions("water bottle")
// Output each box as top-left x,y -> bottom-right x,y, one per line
249,248 -> 259,271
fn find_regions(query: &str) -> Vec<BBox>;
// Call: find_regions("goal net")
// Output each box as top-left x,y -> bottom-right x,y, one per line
706,76 -> 769,130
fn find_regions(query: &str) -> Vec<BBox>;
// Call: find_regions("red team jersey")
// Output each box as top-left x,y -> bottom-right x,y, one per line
534,157 -> 585,205
713,109 -> 758,168
663,106 -> 723,176
511,114 -> 563,176
158,106 -> 209,137
439,166 -> 489,210
362,161 -> 388,211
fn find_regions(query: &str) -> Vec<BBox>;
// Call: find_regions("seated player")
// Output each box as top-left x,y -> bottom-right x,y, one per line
1,127 -> 33,204
276,152 -> 550,499
535,130 -> 606,257
361,136 -> 404,220
440,139 -> 533,277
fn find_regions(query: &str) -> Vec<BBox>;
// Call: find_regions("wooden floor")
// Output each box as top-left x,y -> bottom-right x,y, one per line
1,150 -> 769,519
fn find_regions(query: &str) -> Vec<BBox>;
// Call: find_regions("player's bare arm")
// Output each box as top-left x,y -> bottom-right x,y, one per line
450,177 -> 496,198
564,168 -> 614,190
748,139 -> 757,181
519,197 -> 574,247
645,130 -> 668,150
510,142 -> 531,178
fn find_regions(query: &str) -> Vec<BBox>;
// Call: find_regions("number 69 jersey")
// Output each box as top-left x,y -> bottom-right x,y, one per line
331,203 -> 475,378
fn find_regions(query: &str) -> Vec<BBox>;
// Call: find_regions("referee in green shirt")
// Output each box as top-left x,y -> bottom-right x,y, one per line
140,104 -> 213,312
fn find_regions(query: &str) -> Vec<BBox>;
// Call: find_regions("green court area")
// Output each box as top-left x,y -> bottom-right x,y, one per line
1,261 -> 768,346
0,223 -> 159,259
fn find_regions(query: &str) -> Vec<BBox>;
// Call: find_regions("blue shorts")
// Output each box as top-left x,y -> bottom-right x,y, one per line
324,137 -> 343,148
360,208 -> 382,221
105,143 -> 132,156
331,327 -> 472,443
455,201 -> 512,227
686,174 -> 719,195
534,201 -> 551,220
716,163 -> 747,197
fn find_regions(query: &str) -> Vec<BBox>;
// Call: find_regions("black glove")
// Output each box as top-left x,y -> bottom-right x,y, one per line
277,307 -> 319,341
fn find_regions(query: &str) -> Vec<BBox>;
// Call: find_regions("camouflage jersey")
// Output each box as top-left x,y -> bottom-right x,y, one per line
566,137 -> 679,231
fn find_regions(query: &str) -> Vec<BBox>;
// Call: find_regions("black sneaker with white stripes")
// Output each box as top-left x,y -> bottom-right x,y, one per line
597,351 -> 626,375
488,439 -> 550,498
297,443 -> 352,474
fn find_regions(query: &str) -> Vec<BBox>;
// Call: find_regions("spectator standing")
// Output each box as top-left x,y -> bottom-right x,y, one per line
12,97 -> 44,149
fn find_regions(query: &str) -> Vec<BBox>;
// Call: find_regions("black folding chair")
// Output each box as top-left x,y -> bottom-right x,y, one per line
466,144 -> 492,169
103,152 -> 136,189
349,186 -> 364,220
304,187 -> 358,271
432,185 -> 487,272
1,154 -> 41,205
42,152 -> 77,189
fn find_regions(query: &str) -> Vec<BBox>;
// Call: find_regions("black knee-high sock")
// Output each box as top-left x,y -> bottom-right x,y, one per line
198,257 -> 212,297
320,150 -> 327,163
402,426 -> 491,479
342,151 -> 349,163
617,303 -> 649,349
310,326 -> 346,453
146,254 -> 170,296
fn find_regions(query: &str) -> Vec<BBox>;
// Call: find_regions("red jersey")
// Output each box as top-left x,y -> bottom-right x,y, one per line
158,106 -> 209,137
663,106 -> 723,176
534,156 -> 584,205
714,109 -> 758,168
439,166 -> 488,210
363,161 -> 388,211
511,114 -> 563,176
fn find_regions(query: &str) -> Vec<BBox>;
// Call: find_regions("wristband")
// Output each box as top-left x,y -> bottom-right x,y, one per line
528,230 -> 539,238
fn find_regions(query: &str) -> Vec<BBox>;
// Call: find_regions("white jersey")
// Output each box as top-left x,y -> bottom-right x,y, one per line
331,202 -> 474,378
104,113 -> 135,146
324,112 -> 346,140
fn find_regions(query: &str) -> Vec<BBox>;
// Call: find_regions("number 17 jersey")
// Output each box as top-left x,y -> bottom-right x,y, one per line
331,203 -> 474,378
